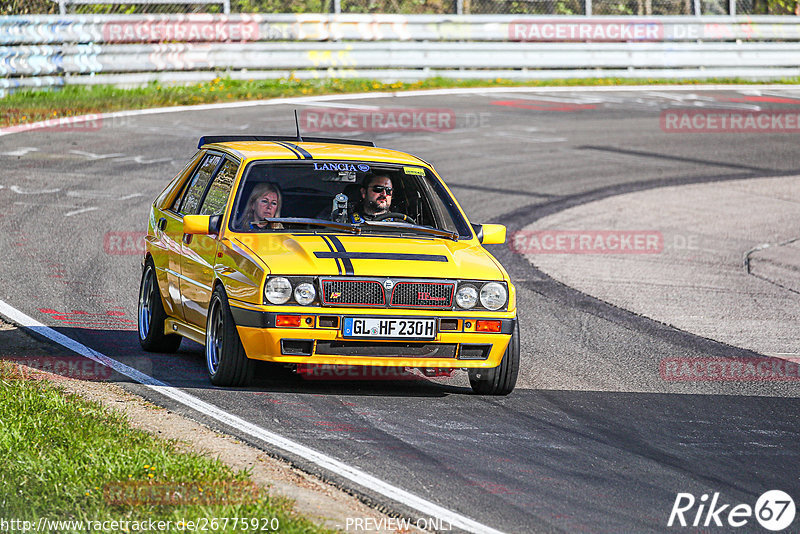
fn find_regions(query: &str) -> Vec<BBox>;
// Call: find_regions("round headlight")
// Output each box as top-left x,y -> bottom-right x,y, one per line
294,282 -> 316,305
480,282 -> 507,311
265,277 -> 292,305
455,285 -> 478,309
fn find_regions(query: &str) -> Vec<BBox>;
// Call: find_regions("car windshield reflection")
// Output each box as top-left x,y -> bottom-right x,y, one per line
231,161 -> 469,239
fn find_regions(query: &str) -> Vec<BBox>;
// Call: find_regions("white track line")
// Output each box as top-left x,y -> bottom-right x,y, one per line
0,299 -> 506,534
1,84 -> 796,137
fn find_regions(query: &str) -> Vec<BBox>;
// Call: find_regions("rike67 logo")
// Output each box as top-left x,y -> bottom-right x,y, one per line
668,490 -> 796,531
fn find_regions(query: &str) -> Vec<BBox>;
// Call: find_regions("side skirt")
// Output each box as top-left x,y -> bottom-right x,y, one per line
164,318 -> 206,346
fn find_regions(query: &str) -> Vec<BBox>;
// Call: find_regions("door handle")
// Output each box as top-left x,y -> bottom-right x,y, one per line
157,217 -> 167,231
183,234 -> 193,244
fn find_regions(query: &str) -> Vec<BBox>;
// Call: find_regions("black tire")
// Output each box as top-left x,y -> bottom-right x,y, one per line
469,321 -> 519,395
138,259 -> 182,353
205,286 -> 253,387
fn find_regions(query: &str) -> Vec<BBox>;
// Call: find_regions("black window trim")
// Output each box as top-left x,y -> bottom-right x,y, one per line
165,151 -> 206,216
171,150 -> 232,217
197,154 -> 241,218
184,151 -> 225,215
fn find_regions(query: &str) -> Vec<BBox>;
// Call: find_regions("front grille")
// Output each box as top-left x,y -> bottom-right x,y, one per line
315,341 -> 457,358
390,282 -> 454,309
322,279 -> 384,306
319,278 -> 456,309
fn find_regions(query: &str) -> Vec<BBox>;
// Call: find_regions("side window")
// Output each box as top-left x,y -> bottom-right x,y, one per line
178,154 -> 222,215
170,153 -> 205,212
199,159 -> 238,216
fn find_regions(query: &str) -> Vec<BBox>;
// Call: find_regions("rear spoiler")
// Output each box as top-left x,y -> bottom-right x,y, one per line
197,135 -> 375,149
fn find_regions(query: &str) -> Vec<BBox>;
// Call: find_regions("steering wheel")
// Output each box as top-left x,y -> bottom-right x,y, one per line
373,212 -> 417,225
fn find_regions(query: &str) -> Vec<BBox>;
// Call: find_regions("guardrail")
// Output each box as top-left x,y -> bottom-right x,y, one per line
2,14 -> 800,93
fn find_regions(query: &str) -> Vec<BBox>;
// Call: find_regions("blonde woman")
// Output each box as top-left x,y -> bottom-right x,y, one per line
242,182 -> 283,229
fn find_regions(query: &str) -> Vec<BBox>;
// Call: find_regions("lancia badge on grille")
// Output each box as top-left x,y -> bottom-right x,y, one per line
330,292 -> 342,299
383,279 -> 394,290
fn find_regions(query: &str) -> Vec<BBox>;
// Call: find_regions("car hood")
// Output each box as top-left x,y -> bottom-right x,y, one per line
233,233 -> 505,280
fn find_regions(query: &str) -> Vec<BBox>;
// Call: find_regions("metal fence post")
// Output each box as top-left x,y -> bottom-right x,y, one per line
585,0 -> 592,15
693,0 -> 701,15
456,0 -> 463,15
729,0 -> 736,15
223,0 -> 230,13
58,0 -> 67,14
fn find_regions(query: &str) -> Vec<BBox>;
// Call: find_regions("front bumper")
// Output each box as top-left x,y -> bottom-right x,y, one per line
230,304 -> 515,368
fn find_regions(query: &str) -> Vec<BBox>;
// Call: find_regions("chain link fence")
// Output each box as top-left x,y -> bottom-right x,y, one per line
4,0 -> 798,16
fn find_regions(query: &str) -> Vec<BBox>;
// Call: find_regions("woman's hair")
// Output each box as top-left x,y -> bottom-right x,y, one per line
242,182 -> 282,226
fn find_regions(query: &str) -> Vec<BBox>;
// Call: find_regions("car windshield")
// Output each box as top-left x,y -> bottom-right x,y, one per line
229,161 -> 472,238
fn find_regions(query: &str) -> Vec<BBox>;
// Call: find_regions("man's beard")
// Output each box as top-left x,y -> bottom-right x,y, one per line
367,199 -> 388,214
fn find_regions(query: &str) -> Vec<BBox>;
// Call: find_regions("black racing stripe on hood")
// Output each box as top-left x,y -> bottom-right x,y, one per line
319,235 -> 343,275
314,251 -> 448,262
324,235 -> 355,275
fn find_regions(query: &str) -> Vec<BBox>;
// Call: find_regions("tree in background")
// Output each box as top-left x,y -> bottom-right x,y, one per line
2,0 -> 59,15
3,0 -> 798,14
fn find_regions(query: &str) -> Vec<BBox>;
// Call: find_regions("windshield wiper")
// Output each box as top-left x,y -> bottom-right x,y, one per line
359,220 -> 458,241
254,218 -> 360,234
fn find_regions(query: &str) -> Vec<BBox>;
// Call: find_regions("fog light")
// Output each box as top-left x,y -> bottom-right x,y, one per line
455,285 -> 478,309
294,282 -> 316,305
476,320 -> 501,332
276,315 -> 301,327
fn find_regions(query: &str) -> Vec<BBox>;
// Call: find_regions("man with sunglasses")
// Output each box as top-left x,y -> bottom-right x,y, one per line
350,173 -> 396,223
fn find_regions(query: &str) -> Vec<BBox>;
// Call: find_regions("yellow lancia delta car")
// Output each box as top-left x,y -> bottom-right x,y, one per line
138,136 -> 518,395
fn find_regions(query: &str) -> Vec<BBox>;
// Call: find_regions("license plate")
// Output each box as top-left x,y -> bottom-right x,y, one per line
342,317 -> 436,340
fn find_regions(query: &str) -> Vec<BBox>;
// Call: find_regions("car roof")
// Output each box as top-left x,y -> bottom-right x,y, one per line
201,140 -> 431,167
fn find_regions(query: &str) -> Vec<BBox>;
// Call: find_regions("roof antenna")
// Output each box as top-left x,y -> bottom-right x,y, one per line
294,109 -> 303,142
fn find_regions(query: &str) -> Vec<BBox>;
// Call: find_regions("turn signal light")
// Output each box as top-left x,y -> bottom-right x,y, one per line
475,320 -> 501,332
276,315 -> 302,327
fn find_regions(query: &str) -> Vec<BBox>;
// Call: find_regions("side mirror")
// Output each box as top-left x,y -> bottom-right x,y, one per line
479,224 -> 506,245
183,214 -> 212,235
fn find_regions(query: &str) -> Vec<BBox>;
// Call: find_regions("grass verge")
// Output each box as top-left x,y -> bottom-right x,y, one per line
3,75 -> 800,129
0,360 -> 331,534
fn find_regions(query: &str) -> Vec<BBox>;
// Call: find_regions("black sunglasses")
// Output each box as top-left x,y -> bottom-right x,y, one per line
371,186 -> 393,195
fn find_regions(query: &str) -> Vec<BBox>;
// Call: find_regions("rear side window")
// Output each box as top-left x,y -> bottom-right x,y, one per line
178,154 -> 222,215
200,159 -> 238,216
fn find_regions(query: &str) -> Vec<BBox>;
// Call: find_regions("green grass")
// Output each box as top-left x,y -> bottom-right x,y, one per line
3,75 -> 800,129
0,361 -> 332,534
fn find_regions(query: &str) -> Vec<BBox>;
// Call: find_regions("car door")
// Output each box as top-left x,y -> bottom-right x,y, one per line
148,151 -> 204,322
180,155 -> 239,328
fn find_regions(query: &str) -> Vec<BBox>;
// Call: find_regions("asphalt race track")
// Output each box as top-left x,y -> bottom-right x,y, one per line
2,87 -> 800,533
